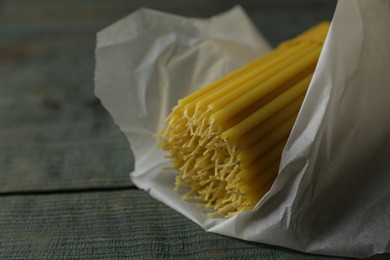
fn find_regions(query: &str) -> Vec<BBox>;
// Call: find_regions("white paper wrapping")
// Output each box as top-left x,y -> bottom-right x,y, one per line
95,2 -> 390,258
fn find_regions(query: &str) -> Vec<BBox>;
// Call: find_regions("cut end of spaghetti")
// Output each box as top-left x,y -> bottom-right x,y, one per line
157,22 -> 329,217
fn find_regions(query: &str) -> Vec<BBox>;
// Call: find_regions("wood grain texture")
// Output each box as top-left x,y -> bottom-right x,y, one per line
0,139 -> 133,193
0,0 -> 337,191
0,189 -> 345,259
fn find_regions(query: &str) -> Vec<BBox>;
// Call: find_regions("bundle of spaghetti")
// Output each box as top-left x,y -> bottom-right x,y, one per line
158,22 -> 329,217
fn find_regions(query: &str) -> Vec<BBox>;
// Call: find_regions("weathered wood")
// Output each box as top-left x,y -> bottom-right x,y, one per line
0,137 -> 134,192
0,189 -> 346,259
0,0 -> 336,191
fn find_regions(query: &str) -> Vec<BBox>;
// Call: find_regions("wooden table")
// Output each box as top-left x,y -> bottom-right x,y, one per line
1,0 -> 383,258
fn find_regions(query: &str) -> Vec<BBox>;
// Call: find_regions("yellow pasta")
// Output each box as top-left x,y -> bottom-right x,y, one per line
158,22 -> 329,217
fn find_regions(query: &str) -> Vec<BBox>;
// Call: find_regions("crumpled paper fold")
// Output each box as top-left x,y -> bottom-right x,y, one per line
95,2 -> 390,258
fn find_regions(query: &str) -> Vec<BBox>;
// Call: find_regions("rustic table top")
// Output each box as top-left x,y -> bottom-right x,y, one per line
1,0 -> 386,259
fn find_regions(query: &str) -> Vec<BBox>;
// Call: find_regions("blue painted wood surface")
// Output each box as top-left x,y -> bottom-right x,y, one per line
0,0 -> 336,192
3,0 -> 387,259
0,190 -> 345,259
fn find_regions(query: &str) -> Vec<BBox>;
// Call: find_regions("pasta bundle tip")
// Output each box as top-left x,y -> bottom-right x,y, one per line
157,22 -> 330,217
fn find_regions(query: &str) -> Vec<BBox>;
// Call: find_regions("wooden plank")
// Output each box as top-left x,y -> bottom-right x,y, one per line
0,189 -> 348,259
0,136 -> 134,193
0,0 -> 337,47
0,0 -> 337,16
0,0 -> 336,192
0,3 -> 134,191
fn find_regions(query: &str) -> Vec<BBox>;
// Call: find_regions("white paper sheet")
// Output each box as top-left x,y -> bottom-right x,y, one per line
95,2 -> 390,258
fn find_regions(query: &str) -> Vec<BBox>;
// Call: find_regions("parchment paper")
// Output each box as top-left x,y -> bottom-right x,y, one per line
95,2 -> 390,258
